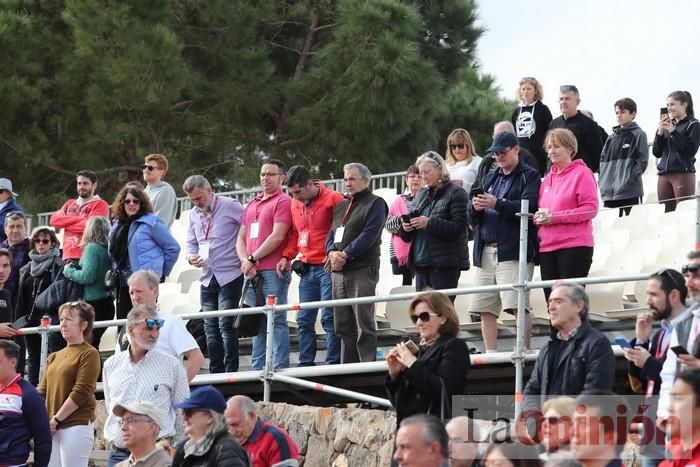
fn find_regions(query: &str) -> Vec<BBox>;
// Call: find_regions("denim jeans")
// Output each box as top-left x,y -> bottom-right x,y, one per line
246,269 -> 290,370
297,265 -> 340,365
201,274 -> 243,373
108,447 -> 129,467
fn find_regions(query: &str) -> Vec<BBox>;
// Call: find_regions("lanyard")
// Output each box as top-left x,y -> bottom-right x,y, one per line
203,196 -> 219,240
655,328 -> 671,360
0,373 -> 21,393
340,197 -> 354,226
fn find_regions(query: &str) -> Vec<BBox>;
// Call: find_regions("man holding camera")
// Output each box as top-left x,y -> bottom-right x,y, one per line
277,166 -> 344,366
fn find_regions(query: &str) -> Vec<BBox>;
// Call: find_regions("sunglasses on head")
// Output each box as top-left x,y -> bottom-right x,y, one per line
143,318 -> 165,330
449,143 -> 466,150
142,165 -> 159,172
33,238 -> 51,245
410,311 -> 439,324
123,198 -> 141,205
521,76 -> 536,81
683,264 -> 700,274
655,268 -> 684,291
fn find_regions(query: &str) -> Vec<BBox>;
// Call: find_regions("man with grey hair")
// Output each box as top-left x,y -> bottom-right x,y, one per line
550,85 -> 604,173
446,416 -> 482,467
325,162 -> 387,363
114,270 -> 205,382
103,304 -> 190,467
522,282 -> 615,417
394,414 -> 450,467
184,174 -> 245,374
224,395 -> 299,466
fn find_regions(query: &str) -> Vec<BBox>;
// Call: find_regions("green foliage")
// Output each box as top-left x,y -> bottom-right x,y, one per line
0,0 -> 510,213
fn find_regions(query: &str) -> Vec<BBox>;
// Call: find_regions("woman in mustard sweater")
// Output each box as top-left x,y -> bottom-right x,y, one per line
38,301 -> 100,467
63,216 -> 114,349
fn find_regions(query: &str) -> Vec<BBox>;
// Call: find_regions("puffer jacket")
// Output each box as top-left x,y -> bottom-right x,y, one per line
172,429 -> 249,467
599,122 -> 649,201
108,213 -> 180,281
652,116 -> 700,174
399,182 -> 469,270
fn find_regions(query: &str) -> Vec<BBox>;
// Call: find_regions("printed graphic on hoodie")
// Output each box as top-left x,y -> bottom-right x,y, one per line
516,110 -> 536,138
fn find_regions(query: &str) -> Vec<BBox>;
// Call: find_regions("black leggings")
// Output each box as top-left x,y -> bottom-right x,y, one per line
89,296 -> 116,349
540,246 -> 594,302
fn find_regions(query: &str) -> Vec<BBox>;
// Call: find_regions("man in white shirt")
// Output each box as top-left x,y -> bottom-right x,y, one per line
103,305 -> 190,467
114,270 -> 205,382
657,251 -> 700,426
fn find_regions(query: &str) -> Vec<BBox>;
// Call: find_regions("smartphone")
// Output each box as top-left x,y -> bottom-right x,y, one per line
660,107 -> 669,116
10,315 -> 28,330
613,336 -> 631,349
473,187 -> 485,196
401,214 -> 412,223
671,345 -> 689,356
403,340 -> 420,355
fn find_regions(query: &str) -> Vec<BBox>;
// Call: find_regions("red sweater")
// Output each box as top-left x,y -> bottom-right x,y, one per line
50,197 -> 110,259
282,183 -> 344,264
243,419 -> 299,467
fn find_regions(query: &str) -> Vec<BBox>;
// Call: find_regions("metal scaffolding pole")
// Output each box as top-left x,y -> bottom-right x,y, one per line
513,200 -> 529,418
271,373 -> 392,408
263,295 -> 276,402
696,180 -> 700,251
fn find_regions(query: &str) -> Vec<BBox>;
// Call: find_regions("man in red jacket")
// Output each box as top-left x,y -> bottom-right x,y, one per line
50,170 -> 110,260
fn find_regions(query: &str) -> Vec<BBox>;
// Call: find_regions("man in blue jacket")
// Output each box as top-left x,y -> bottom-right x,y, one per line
0,339 -> 52,466
0,178 -> 23,245
467,132 -> 540,352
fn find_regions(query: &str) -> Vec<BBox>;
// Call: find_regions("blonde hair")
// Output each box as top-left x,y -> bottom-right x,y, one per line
445,129 -> 477,165
545,128 -> 578,156
516,77 -> 544,102
415,151 -> 450,184
542,396 -> 575,418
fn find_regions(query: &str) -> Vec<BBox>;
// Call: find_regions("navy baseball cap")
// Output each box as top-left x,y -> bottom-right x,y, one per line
173,385 -> 227,414
486,132 -> 519,154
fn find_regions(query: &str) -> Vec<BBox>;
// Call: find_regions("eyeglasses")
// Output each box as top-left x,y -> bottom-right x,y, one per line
33,238 -> 51,245
449,143 -> 466,150
182,408 -> 209,418
260,172 -> 283,177
682,264 -> 700,275
655,268 -> 685,291
142,165 -> 160,172
142,318 -> 165,330
410,311 -> 440,324
123,199 -> 141,205
118,416 -> 154,426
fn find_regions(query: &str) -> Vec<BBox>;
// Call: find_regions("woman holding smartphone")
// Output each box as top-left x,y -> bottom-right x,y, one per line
653,91 -> 700,212
385,165 -> 422,286
385,292 -> 470,426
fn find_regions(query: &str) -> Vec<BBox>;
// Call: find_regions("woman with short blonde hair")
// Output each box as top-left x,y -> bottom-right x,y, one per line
511,76 -> 553,176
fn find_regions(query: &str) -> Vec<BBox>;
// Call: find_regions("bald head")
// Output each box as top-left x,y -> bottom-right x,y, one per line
225,395 -> 258,445
446,416 -> 481,467
493,121 -> 516,137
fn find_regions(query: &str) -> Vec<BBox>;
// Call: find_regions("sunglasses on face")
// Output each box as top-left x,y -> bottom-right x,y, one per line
33,238 -> 51,245
182,408 -> 208,418
123,199 -> 141,205
143,318 -> 165,330
410,311 -> 439,324
683,264 -> 700,274
544,416 -> 565,424
449,143 -> 466,150
142,165 -> 160,172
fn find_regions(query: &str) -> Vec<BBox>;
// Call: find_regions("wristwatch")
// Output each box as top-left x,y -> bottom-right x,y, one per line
247,255 -> 256,264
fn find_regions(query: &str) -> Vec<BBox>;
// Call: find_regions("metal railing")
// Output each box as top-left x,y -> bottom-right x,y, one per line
22,180 -> 700,418
34,171 -> 406,226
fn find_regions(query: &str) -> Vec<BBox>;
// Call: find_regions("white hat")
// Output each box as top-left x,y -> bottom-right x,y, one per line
112,400 -> 164,428
0,178 -> 17,197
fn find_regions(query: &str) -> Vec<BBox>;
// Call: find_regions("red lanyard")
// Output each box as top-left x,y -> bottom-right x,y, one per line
655,328 -> 671,359
340,197 -> 354,226
0,373 -> 20,393
203,196 -> 219,240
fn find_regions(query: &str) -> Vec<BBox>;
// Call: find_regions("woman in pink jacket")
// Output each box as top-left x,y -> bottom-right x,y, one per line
534,128 -> 599,300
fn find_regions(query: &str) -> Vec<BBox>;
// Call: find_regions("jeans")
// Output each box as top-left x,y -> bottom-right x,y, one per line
297,265 -> 340,365
108,447 -> 130,467
201,274 -> 244,373
247,269 -> 291,370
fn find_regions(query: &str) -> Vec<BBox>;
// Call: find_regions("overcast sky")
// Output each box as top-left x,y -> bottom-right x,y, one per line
475,0 -> 699,139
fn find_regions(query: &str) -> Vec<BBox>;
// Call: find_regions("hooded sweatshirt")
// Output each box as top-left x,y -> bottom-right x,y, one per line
599,121 -> 649,201
538,159 -> 599,252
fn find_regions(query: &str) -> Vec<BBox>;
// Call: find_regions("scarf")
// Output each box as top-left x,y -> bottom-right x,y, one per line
28,248 -> 60,278
110,217 -> 134,268
183,427 -> 221,459
388,195 -> 413,266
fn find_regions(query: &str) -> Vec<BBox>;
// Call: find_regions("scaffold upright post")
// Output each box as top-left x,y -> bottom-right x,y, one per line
38,315 -> 51,383
513,199 -> 529,418
695,180 -> 700,251
263,294 -> 276,402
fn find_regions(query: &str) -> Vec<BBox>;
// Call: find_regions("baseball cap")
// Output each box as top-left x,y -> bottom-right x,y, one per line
486,132 -> 519,154
0,178 -> 18,197
113,400 -> 164,428
173,385 -> 226,414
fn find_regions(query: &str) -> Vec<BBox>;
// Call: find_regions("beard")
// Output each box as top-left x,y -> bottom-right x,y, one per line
651,297 -> 673,321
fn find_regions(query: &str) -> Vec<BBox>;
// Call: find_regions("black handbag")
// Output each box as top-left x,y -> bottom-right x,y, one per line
234,275 -> 266,338
104,268 -> 120,290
